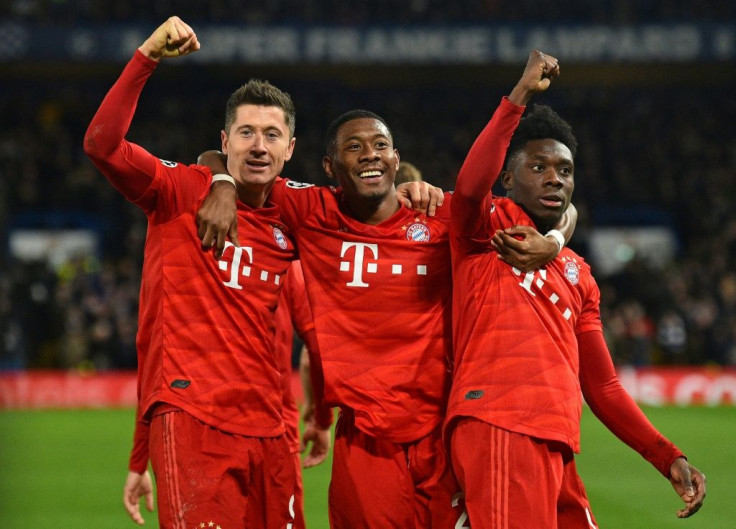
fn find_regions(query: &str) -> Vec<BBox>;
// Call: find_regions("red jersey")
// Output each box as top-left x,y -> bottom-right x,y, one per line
269,181 -> 453,443
85,51 -> 296,439
275,260 -> 317,452
448,97 -> 601,452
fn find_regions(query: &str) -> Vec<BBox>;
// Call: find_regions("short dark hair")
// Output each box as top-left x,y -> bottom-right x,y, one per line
324,109 -> 392,156
504,104 -> 577,169
224,79 -> 296,137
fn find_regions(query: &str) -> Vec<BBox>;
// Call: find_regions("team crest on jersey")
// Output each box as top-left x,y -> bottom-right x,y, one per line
159,159 -> 177,168
406,223 -> 431,242
563,258 -> 580,285
272,226 -> 288,249
285,180 -> 314,189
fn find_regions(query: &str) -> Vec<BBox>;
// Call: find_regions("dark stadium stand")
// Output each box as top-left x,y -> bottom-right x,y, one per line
1,3 -> 735,369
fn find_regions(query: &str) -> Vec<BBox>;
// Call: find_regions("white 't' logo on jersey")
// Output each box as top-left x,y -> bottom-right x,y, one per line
340,242 -> 378,287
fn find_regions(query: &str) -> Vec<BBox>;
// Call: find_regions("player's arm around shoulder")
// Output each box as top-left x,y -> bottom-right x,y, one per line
396,180 -> 445,217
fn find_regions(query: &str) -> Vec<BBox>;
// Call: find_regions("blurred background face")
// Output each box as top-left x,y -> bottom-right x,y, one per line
221,104 -> 295,190
324,117 -> 399,205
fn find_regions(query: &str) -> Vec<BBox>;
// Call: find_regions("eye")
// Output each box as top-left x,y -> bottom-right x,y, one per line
376,140 -> 389,149
240,129 -> 253,137
559,166 -> 573,176
266,131 -> 280,141
531,163 -> 544,172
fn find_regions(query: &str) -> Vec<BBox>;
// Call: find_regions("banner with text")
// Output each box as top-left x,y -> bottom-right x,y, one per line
0,22 -> 734,64
0,367 -> 734,408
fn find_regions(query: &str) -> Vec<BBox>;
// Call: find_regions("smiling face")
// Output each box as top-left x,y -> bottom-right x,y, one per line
322,117 -> 400,207
221,104 -> 295,194
502,138 -> 574,232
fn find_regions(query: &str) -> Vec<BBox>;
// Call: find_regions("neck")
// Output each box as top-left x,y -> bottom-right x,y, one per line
238,181 -> 274,209
342,193 -> 400,225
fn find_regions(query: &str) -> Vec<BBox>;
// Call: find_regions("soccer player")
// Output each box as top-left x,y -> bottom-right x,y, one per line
122,260 -> 331,527
446,49 -> 707,528
84,16 -> 300,528
275,260 -> 331,529
196,110 -> 575,526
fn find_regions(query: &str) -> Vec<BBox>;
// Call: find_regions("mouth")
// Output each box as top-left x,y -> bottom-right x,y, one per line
246,159 -> 270,171
358,169 -> 383,179
539,194 -> 564,208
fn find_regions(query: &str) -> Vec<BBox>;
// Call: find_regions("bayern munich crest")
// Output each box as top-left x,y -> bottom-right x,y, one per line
564,259 -> 580,285
406,223 -> 431,242
272,227 -> 288,249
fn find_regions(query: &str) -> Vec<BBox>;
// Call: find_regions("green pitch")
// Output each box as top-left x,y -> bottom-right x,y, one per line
0,406 -> 733,528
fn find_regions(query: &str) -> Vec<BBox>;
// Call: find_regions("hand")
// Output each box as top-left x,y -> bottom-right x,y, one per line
492,225 -> 559,272
123,470 -> 154,525
669,457 -> 706,518
197,182 -> 240,258
139,16 -> 200,61
508,49 -> 560,106
300,420 -> 331,468
396,181 -> 445,216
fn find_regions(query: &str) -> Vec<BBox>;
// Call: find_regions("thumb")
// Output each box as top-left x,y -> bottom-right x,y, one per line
679,469 -> 695,498
146,490 -> 155,511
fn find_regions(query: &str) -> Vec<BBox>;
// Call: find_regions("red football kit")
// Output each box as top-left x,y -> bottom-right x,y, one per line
268,180 -> 462,527
447,97 -> 684,528
85,50 -> 296,529
274,259 -> 320,529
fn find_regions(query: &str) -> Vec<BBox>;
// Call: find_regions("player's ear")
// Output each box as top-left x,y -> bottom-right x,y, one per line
322,155 -> 335,179
501,169 -> 514,190
284,137 -> 296,162
220,129 -> 229,155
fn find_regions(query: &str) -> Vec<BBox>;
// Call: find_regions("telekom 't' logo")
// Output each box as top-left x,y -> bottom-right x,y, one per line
340,241 -> 378,287
219,241 -> 254,289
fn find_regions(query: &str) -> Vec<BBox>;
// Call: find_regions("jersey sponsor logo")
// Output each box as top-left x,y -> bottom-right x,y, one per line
464,390 -> 484,400
405,223 -> 431,242
513,267 -> 574,321
273,226 -> 288,249
339,241 -> 429,287
216,241 -> 283,289
285,180 -> 314,189
159,159 -> 178,168
563,257 -> 581,286
170,379 -> 190,389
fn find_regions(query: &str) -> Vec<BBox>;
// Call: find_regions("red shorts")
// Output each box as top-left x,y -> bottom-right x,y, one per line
450,418 -> 598,529
291,451 -> 305,529
149,408 -> 295,529
328,409 -> 464,529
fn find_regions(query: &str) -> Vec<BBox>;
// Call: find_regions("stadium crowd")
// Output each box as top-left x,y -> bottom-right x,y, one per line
4,0 -> 734,25
1,6 -> 735,372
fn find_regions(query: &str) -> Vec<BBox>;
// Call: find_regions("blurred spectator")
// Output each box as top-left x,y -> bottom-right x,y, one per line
395,161 -> 423,185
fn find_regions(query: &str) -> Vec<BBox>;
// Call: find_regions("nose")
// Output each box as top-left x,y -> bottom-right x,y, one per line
250,133 -> 266,154
359,145 -> 380,161
543,168 -> 564,187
